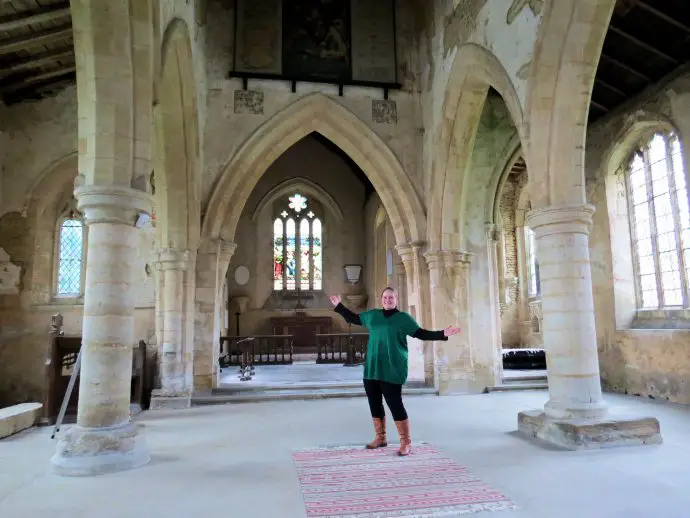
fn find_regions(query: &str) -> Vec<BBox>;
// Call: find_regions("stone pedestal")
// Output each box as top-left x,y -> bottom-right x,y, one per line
424,249 -> 481,395
518,411 -> 662,450
51,185 -> 152,476
518,204 -> 661,449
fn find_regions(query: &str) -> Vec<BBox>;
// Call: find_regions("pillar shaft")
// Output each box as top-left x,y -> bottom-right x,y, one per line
193,239 -> 236,392
155,248 -> 190,395
526,204 -> 606,419
51,185 -> 153,476
424,249 -> 475,394
396,242 -> 433,385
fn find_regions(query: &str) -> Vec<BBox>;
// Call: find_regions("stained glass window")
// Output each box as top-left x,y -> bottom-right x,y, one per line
272,193 -> 323,292
57,218 -> 84,296
626,131 -> 690,308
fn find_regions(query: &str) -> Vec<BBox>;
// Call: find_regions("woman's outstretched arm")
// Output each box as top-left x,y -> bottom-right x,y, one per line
412,328 -> 447,341
329,295 -> 362,326
411,325 -> 461,341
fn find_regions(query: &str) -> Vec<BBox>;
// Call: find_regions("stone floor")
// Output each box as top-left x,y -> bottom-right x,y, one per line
218,360 -> 545,388
3,390 -> 689,518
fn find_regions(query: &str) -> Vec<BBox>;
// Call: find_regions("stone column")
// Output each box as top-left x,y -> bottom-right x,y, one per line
396,242 -> 433,386
152,248 -> 190,402
424,249 -> 476,395
518,204 -> 661,449
526,205 -> 606,419
51,185 -> 153,476
193,238 -> 236,392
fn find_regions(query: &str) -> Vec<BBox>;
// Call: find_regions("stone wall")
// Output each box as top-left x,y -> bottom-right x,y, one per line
498,174 -> 520,346
202,0 -> 425,211
586,70 -> 690,404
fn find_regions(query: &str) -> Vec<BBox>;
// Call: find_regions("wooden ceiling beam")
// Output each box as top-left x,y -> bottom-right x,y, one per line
637,2 -> 690,34
591,100 -> 609,113
0,25 -> 72,55
0,47 -> 73,75
608,25 -> 678,64
0,4 -> 71,32
600,53 -> 651,82
0,63 -> 75,93
594,78 -> 627,98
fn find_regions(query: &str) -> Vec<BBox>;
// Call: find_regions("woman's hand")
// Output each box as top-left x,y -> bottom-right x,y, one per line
329,294 -> 342,307
443,325 -> 461,337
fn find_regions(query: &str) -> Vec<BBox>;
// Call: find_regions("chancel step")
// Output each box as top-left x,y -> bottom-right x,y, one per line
485,373 -> 548,393
192,386 -> 437,405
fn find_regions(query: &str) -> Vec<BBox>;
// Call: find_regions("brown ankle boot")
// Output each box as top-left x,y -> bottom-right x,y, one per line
365,417 -> 387,449
395,419 -> 411,456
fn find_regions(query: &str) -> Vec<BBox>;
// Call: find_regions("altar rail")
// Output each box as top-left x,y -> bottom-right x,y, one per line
316,333 -> 369,365
41,314 -> 153,425
219,335 -> 294,366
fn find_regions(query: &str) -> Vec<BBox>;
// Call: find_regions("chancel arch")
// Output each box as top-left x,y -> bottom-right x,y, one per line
202,92 -> 425,248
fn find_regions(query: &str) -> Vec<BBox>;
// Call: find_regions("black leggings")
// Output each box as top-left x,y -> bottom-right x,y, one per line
363,379 -> 408,421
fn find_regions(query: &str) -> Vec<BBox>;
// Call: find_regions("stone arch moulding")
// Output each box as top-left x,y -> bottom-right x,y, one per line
427,43 -> 526,250
487,135 -> 523,225
601,112 -> 680,178
202,92 -> 426,246
250,176 -> 345,222
525,0 -> 616,207
154,17 -> 201,251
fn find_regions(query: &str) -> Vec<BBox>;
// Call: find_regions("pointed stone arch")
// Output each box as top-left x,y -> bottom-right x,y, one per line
154,18 -> 200,250
202,93 -> 425,246
427,43 -> 526,250
525,0 -> 616,207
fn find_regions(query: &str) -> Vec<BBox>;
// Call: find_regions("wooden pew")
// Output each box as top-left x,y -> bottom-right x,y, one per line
39,313 -> 153,425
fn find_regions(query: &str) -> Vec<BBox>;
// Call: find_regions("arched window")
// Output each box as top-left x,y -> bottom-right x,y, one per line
626,131 -> 689,309
525,226 -> 540,298
273,193 -> 323,292
55,206 -> 86,297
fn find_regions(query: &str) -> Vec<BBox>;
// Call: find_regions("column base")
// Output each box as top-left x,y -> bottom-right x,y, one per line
438,377 -> 487,396
517,410 -> 662,450
51,421 -> 150,476
149,389 -> 192,410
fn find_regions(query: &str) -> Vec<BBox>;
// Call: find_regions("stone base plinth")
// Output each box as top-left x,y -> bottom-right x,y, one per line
51,421 -> 150,476
149,391 -> 192,410
517,410 -> 662,450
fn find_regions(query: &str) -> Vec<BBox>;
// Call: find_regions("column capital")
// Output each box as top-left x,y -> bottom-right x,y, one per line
75,185 -> 153,226
198,238 -> 237,257
423,249 -> 473,269
526,204 -> 595,237
395,241 -> 426,261
154,248 -> 190,271
485,223 -> 500,243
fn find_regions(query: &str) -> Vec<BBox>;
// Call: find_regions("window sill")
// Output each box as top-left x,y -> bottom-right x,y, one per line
631,308 -> 690,329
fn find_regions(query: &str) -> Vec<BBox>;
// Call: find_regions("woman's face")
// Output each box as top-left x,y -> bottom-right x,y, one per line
381,289 -> 397,310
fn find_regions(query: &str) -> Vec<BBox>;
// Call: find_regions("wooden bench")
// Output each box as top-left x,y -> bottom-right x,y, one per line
39,313 -> 154,425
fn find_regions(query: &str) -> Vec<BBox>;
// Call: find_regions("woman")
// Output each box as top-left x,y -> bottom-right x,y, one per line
329,288 -> 461,456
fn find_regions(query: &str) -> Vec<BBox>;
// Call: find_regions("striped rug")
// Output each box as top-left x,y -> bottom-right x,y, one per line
292,443 -> 517,517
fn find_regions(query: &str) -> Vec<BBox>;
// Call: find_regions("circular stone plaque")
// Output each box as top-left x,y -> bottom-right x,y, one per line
234,265 -> 250,286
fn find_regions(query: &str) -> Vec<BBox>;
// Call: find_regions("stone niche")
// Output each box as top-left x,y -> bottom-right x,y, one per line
0,247 -> 21,295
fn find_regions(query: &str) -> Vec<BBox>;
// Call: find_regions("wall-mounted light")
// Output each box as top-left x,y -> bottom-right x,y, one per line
344,265 -> 362,285
134,213 -> 150,229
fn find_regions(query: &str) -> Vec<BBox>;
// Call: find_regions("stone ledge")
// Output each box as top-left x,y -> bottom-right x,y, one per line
517,409 -> 662,450
149,392 -> 192,410
0,403 -> 43,439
